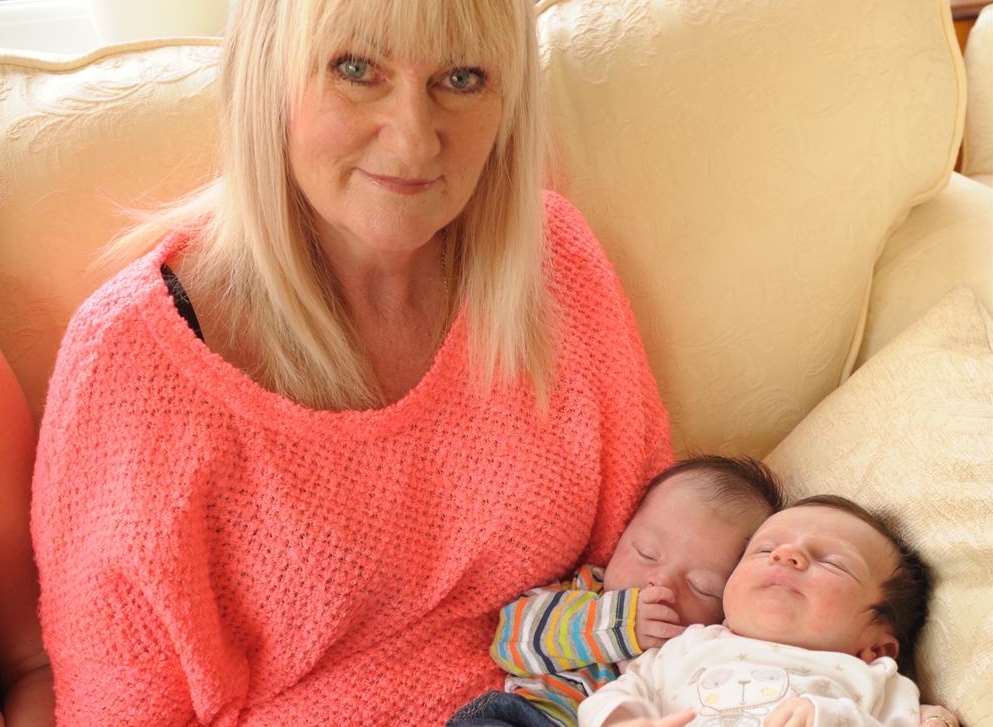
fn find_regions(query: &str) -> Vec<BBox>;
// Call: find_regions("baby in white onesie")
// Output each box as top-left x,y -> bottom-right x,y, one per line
578,494 -> 930,727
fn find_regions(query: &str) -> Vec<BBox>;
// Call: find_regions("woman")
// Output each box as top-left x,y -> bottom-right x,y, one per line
26,1 -> 966,726
32,1 -> 669,724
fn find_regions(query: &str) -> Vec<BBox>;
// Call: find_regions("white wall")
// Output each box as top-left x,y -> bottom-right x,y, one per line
0,0 -> 229,56
0,1 -> 99,55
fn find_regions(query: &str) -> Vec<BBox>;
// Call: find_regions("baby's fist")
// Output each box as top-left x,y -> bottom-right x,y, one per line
635,586 -> 685,650
763,697 -> 814,727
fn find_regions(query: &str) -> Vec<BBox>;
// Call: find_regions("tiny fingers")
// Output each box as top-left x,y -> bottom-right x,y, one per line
639,603 -> 681,624
763,708 -> 786,727
641,620 -> 686,640
658,708 -> 696,727
640,585 -> 677,604
921,706 -> 959,727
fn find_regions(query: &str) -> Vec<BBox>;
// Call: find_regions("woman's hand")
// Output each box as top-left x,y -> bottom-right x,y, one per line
0,663 -> 54,727
3,662 -> 55,727
919,704 -> 959,727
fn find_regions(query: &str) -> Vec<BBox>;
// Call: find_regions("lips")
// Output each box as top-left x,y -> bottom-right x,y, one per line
759,570 -> 803,594
362,170 -> 440,195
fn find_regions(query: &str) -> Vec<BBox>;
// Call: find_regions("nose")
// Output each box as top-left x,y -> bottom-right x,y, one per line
647,562 -> 679,591
379,83 -> 442,169
768,543 -> 808,570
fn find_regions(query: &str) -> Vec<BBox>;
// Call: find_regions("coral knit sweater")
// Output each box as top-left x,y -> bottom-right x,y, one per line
32,192 -> 671,726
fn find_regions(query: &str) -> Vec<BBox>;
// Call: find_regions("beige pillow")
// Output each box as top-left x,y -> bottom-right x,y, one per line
766,288 -> 993,727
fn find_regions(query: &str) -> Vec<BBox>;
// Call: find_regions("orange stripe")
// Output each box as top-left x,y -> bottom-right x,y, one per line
507,599 -> 527,670
548,675 -> 587,704
584,600 -> 606,663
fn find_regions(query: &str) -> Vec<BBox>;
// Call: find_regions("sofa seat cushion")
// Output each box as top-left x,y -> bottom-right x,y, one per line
767,288 -> 993,725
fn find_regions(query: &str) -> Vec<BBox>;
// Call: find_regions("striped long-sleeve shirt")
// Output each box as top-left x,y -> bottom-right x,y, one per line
489,565 -> 642,727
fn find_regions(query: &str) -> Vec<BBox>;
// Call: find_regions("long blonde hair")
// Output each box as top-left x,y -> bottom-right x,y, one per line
105,0 -> 553,410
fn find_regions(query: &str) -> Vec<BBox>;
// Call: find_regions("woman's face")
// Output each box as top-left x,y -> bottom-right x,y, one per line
287,52 -> 504,261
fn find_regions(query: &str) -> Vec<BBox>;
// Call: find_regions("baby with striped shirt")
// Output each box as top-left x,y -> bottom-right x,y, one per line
447,455 -> 784,727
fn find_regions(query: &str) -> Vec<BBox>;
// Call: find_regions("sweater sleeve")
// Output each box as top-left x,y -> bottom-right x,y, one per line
31,307 -> 249,726
543,191 -> 673,566
490,566 -> 642,675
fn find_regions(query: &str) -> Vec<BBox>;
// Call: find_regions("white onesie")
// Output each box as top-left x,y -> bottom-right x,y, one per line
578,624 -> 920,727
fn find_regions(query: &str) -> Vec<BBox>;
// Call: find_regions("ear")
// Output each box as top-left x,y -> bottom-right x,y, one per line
857,628 -> 899,664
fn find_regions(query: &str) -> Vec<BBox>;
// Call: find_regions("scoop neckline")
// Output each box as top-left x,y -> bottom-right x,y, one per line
137,232 -> 470,441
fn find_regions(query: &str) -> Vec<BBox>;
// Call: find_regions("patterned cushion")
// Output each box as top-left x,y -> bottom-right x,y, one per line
768,288 -> 993,725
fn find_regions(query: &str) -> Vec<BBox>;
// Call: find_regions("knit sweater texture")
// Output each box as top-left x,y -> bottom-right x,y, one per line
32,191 -> 671,726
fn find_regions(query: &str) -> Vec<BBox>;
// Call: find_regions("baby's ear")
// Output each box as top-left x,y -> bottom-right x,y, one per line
857,630 -> 899,664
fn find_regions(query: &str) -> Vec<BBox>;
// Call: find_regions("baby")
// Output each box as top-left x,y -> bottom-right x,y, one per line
447,455 -> 784,727
578,494 -> 931,727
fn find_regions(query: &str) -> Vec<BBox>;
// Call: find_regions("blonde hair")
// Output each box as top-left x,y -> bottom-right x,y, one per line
105,0 -> 553,410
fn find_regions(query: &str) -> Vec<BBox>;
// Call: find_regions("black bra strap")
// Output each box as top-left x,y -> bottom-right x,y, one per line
161,264 -> 204,342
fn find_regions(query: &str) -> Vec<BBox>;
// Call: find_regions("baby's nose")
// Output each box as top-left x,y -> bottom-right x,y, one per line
769,544 -> 808,569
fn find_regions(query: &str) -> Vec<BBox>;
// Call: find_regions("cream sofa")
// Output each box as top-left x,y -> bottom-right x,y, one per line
964,4 -> 993,188
1,0 -> 991,724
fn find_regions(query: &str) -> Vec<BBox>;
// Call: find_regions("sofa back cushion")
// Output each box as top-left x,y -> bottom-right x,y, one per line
963,5 -> 993,182
537,0 -> 964,456
0,40 -> 221,421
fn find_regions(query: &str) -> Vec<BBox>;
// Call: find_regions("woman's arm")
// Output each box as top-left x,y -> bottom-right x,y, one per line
0,353 -> 55,727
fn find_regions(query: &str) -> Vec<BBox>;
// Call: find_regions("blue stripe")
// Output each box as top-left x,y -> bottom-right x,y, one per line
567,598 -> 594,666
494,605 -> 514,667
611,590 -> 635,659
533,590 -> 565,673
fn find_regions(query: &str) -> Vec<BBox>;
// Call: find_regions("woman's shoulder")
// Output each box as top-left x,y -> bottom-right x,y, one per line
50,234 -> 184,401
541,189 -> 629,313
66,242 -> 171,353
542,189 -> 606,263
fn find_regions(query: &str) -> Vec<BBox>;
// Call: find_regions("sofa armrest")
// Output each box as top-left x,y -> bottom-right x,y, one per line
855,172 -> 993,367
963,5 -> 993,180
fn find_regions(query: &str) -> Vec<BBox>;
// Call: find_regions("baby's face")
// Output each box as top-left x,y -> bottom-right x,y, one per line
603,471 -> 767,628
723,505 -> 899,661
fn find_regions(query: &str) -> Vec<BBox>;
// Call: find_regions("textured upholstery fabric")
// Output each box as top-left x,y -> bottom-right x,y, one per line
857,172 -> 993,367
767,288 -> 993,727
536,0 -> 965,456
0,40 -> 221,422
963,6 -> 993,183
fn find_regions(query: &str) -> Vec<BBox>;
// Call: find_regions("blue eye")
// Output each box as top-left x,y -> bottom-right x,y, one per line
334,56 -> 374,83
445,67 -> 486,93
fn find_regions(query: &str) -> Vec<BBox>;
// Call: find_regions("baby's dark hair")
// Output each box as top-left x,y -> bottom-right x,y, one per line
790,494 -> 931,678
643,455 -> 784,519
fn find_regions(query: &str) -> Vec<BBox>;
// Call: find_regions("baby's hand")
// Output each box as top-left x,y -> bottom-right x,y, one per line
763,697 -> 814,727
635,585 -> 685,650
919,705 -> 958,727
